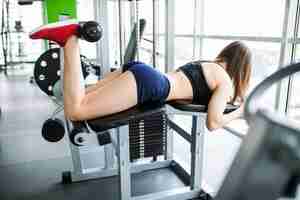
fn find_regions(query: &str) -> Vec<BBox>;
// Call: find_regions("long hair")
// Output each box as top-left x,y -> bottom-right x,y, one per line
215,41 -> 252,103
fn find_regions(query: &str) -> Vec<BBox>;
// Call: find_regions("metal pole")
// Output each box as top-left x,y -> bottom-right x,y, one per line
152,0 -> 159,68
118,0 -> 125,65
117,126 -> 131,200
198,0 -> 205,59
285,0 -> 300,114
275,0 -> 293,112
132,0 -> 139,61
190,115 -> 204,190
165,0 -> 175,72
164,0 -> 175,161
192,0 -> 197,59
94,0 -> 110,76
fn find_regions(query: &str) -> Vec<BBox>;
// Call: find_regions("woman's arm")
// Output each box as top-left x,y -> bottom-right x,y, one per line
206,84 -> 243,131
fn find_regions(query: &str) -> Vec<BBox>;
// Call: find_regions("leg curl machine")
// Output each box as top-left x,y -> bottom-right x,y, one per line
57,23 -> 238,200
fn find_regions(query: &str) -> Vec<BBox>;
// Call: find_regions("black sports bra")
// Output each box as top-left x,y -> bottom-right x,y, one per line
177,61 -> 213,105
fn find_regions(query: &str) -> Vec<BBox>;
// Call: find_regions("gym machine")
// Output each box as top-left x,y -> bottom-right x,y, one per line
55,27 -> 238,200
216,62 -> 300,200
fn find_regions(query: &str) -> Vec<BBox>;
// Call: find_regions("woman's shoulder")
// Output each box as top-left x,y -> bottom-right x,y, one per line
202,62 -> 232,89
201,62 -> 227,75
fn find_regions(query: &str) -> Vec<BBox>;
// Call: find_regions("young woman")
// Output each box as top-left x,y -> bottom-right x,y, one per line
30,21 -> 252,131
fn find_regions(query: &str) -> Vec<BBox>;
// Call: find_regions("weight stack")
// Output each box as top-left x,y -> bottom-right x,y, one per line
129,111 -> 167,161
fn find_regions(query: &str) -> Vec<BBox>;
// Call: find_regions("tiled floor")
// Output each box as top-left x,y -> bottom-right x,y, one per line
0,69 -> 242,199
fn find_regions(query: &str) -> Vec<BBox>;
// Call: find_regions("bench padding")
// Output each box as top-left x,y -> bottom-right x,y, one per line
168,100 -> 239,114
86,101 -> 239,132
87,103 -> 165,132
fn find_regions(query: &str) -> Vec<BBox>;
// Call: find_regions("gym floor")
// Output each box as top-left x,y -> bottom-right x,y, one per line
0,67 -> 242,200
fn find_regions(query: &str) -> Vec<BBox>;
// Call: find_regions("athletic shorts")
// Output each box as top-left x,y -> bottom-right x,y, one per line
122,61 -> 170,105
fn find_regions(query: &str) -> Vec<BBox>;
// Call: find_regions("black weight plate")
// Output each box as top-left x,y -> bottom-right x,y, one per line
34,48 -> 61,96
42,118 -> 65,143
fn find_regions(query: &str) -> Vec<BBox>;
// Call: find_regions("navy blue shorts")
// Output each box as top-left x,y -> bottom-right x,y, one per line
122,61 -> 170,105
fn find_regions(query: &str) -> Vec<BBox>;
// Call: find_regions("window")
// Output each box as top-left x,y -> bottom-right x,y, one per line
77,0 -> 95,21
174,37 -> 195,67
138,0 -> 166,71
175,0 -> 195,35
203,0 -> 285,37
108,1 -> 132,67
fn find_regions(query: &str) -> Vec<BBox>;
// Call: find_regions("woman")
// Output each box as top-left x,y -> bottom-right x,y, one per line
30,21 -> 252,131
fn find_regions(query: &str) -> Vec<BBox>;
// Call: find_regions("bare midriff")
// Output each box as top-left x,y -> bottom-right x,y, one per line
165,71 -> 193,101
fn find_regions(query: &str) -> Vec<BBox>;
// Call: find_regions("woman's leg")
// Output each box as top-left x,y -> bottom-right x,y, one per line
85,69 -> 123,94
63,36 -> 138,121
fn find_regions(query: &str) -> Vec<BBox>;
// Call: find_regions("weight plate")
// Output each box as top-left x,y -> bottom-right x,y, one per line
34,48 -> 61,96
34,48 -> 97,97
42,118 -> 65,143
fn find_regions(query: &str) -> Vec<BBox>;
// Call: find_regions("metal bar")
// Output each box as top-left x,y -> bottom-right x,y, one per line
136,0 -> 140,61
71,167 -> 117,182
190,116 -> 204,190
198,0 -> 205,58
152,0 -> 158,68
130,0 -> 135,32
285,0 -> 300,114
192,0 -> 197,59
69,145 -> 85,174
165,0 -> 175,72
167,118 -> 192,143
275,0 -> 294,112
223,126 -> 245,139
166,105 -> 204,116
94,0 -> 110,75
131,160 -> 171,173
131,0 -> 139,61
170,160 -> 191,185
132,187 -> 201,200
290,38 -> 300,43
200,35 -> 283,43
117,125 -> 131,200
145,33 -> 284,43
165,116 -> 174,160
104,143 -> 115,169
118,0 -> 125,65
70,160 -> 172,182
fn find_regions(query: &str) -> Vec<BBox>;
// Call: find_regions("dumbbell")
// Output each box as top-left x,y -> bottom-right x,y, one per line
78,21 -> 103,43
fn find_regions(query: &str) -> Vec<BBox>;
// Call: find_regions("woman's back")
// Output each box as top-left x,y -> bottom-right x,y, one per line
167,61 -> 233,104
